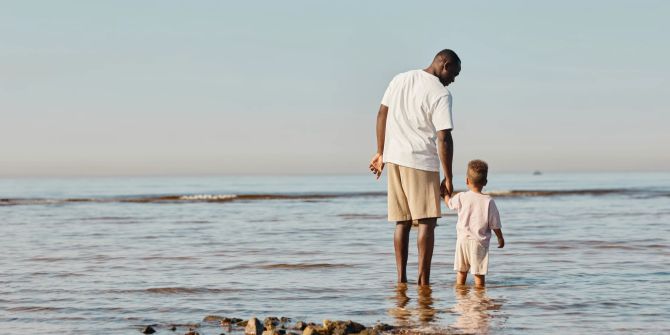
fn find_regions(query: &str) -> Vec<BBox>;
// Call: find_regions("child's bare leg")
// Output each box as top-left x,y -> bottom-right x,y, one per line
456,271 -> 468,285
474,274 -> 485,288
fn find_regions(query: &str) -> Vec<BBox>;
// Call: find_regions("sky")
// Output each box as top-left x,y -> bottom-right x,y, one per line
1,1 -> 668,176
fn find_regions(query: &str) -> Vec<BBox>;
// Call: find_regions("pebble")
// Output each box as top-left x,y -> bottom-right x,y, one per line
245,317 -> 264,335
294,321 -> 307,330
176,315 -> 401,335
264,316 -> 280,329
141,325 -> 156,334
203,315 -> 227,322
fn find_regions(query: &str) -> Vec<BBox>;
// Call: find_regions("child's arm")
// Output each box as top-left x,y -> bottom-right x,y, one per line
442,191 -> 459,209
493,228 -> 504,248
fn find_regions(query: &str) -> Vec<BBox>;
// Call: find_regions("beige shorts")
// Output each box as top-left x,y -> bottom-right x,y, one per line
387,163 -> 441,222
454,238 -> 490,275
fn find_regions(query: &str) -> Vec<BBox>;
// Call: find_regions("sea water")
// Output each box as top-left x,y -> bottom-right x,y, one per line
1,173 -> 669,334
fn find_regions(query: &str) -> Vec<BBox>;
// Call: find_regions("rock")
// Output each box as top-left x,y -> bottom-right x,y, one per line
302,325 -> 327,335
245,317 -> 264,335
294,321 -> 307,330
203,315 -> 244,325
141,326 -> 156,334
322,320 -> 366,335
203,315 -> 227,322
345,321 -> 366,334
185,329 -> 200,335
263,330 -> 288,335
220,317 -> 243,326
373,323 -> 394,332
237,320 -> 249,327
264,317 -> 280,330
170,325 -> 177,331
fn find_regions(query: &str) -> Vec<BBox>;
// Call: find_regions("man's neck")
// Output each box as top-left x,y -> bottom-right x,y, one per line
423,66 -> 438,77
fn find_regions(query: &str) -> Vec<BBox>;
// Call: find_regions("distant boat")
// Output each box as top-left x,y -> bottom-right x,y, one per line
533,170 -> 542,175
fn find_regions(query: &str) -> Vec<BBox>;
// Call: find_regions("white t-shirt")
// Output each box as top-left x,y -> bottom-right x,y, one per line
381,69 -> 454,172
447,191 -> 502,247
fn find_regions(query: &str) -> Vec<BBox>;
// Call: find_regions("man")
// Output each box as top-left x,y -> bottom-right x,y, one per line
369,49 -> 460,285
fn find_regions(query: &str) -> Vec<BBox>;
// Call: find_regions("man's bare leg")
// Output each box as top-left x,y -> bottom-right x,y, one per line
474,274 -> 485,288
417,218 -> 436,285
394,221 -> 412,283
456,271 -> 468,285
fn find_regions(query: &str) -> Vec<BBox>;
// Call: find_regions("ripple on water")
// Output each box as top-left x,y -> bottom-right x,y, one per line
105,287 -> 245,295
259,263 -> 354,270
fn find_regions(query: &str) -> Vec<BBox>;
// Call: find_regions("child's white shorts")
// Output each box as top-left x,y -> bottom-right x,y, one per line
454,238 -> 490,275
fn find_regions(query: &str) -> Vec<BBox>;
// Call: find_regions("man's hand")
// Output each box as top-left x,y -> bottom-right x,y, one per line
369,153 -> 384,179
440,178 -> 453,197
493,229 -> 504,248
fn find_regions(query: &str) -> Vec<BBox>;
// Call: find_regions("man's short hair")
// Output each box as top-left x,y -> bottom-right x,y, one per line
467,159 -> 488,186
435,49 -> 461,64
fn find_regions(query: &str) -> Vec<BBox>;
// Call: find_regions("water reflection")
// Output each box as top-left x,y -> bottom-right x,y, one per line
388,283 -> 411,326
451,286 -> 503,334
388,283 -> 437,327
417,285 -> 436,323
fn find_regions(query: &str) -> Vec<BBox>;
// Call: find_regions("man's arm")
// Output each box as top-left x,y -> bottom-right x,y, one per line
437,129 -> 454,196
493,228 -> 505,248
369,104 -> 388,179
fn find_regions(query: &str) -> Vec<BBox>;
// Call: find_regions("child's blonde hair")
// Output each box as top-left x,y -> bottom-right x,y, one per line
467,159 -> 488,187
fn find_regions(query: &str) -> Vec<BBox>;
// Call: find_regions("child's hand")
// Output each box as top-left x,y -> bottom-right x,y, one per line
497,237 -> 505,249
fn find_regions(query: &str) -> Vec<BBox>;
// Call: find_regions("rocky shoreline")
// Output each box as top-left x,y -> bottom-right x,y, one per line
138,315 -> 444,335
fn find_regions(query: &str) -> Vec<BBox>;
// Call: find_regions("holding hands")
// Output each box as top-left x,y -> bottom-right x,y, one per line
440,178 -> 454,205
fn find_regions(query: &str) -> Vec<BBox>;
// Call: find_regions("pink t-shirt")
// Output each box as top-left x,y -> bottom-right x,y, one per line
447,191 -> 501,247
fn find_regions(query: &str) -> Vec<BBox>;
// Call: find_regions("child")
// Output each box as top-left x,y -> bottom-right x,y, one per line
443,159 -> 504,287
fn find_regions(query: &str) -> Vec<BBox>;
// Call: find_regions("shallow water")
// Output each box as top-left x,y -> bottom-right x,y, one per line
1,173 -> 669,334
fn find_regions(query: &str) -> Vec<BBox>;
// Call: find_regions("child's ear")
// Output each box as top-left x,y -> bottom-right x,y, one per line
465,177 -> 470,185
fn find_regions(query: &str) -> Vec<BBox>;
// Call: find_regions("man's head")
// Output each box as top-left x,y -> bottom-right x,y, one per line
431,49 -> 461,86
467,159 -> 488,188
